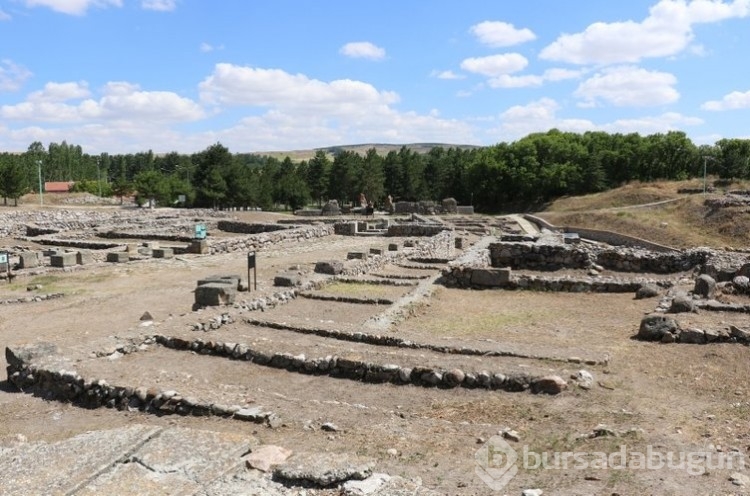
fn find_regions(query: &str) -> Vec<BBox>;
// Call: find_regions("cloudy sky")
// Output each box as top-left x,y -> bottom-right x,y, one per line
1,0 -> 749,154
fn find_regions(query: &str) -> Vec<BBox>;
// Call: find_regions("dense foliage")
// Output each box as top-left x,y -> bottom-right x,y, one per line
0,130 -> 742,212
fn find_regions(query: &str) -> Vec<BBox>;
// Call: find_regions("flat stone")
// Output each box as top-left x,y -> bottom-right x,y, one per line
470,268 -> 511,287
245,445 -> 293,472
273,272 -> 301,287
341,473 -> 391,495
679,327 -> 706,344
6,342 -> 59,368
194,283 -> 237,307
106,252 -> 129,263
638,314 -> 679,341
0,425 -> 160,495
530,375 -> 567,395
274,452 -> 375,487
315,260 -> 344,275
50,253 -> 76,268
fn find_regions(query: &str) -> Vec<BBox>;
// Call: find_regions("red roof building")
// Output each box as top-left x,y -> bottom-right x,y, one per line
44,182 -> 74,193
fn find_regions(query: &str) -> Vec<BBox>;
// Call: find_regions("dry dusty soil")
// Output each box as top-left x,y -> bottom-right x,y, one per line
0,206 -> 750,495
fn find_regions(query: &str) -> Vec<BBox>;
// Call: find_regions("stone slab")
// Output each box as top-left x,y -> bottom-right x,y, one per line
152,248 -> 174,259
106,252 -> 129,263
19,252 -> 40,269
50,252 -> 77,268
195,283 -> 237,306
76,250 -> 94,265
470,268 -> 511,287
0,425 -> 161,496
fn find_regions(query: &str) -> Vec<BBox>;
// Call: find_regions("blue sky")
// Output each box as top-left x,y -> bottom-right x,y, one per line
1,0 -> 750,154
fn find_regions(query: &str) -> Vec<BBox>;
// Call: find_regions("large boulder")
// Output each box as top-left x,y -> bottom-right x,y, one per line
314,260 -> 344,275
635,284 -> 661,299
194,283 -> 237,307
669,295 -> 696,313
693,274 -> 716,299
6,342 -> 58,369
530,375 -> 567,395
638,314 -> 680,341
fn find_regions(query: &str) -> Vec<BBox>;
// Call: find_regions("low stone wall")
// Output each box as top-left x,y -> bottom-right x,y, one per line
97,231 -> 193,242
564,226 -> 678,253
489,242 -> 592,271
17,237 -> 123,250
5,342 -> 276,424
386,224 -> 448,237
154,334 -> 565,393
0,293 -> 64,305
207,224 -> 335,254
489,242 -> 709,274
216,221 -> 290,234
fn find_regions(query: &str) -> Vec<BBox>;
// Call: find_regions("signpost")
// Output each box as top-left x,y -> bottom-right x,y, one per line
247,251 -> 257,291
0,251 -> 9,282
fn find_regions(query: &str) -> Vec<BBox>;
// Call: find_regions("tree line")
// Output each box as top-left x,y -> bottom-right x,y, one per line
1,130 -> 747,212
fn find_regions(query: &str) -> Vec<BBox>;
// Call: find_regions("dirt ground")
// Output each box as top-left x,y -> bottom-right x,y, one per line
1,207 -> 750,495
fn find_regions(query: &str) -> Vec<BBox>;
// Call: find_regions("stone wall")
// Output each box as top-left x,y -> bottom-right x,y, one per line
207,224 -> 335,254
386,224 -> 448,237
488,241 -> 710,274
216,221 -> 290,234
563,226 -> 678,253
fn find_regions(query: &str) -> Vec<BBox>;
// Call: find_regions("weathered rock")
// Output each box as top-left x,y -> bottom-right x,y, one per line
273,453 -> 375,487
443,368 -> 465,387
470,268 -> 511,287
315,260 -> 344,275
638,314 -> 679,341
194,283 -> 237,307
668,295 -> 696,313
530,375 -> 567,395
571,370 -> 594,389
50,253 -> 76,268
18,252 -> 40,269
6,342 -> 58,368
679,327 -> 706,344
733,275 -> 750,292
245,445 -> 293,472
694,274 -> 716,299
730,325 -> 750,341
273,272 -> 301,287
635,283 -> 661,299
106,252 -> 129,263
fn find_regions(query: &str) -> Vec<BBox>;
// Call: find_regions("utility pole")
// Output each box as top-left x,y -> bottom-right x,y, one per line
37,160 -> 43,206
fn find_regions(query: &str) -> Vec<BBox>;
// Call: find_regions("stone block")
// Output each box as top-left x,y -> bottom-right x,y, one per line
106,252 -> 129,263
50,253 -> 77,268
188,239 -> 209,254
454,237 -> 464,249
315,260 -> 344,275
19,252 -> 40,269
388,243 -> 399,251
195,283 -> 237,307
152,248 -> 174,259
274,272 -> 301,287
456,206 -> 474,215
369,248 -> 383,255
76,250 -> 94,265
197,274 -> 241,288
347,252 -> 368,260
470,268 -> 511,287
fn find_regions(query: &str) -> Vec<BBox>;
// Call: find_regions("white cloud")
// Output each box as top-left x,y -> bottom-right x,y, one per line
339,41 -> 386,60
1,81 -> 204,123
0,9 -> 11,20
431,70 -> 465,80
702,89 -> 750,110
602,112 -> 703,134
488,74 -> 543,88
489,98 -> 702,142
196,63 -> 477,150
574,66 -> 679,107
540,0 -> 750,65
198,63 -> 399,114
470,21 -> 536,47
460,53 -> 528,77
142,0 -> 177,11
492,98 -> 595,140
0,60 -> 32,92
29,81 -> 91,102
199,42 -> 224,53
24,0 -> 122,15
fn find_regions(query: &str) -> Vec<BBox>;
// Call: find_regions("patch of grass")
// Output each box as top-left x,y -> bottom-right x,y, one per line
322,282 -> 396,299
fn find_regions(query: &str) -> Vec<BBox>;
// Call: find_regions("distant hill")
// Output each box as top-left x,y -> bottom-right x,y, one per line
258,143 -> 481,162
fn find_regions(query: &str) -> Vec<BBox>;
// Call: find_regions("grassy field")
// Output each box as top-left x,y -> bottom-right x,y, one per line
537,178 -> 750,249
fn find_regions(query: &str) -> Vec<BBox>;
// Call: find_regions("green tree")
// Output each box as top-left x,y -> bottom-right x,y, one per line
358,148 -> 384,205
0,160 -> 29,206
306,150 -> 330,205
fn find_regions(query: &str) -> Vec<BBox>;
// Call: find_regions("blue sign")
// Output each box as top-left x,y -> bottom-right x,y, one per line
194,224 -> 207,239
